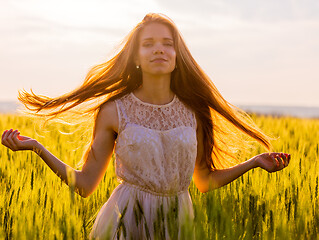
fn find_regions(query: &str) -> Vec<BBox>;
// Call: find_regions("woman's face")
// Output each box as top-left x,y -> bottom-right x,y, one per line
136,23 -> 176,76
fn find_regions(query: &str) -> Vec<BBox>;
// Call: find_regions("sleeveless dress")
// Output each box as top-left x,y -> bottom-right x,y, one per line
89,92 -> 198,239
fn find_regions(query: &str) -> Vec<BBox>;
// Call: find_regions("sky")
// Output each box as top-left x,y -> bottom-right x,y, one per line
1,0 -> 318,107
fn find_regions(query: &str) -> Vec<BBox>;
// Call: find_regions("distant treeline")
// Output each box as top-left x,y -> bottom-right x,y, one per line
1,101 -> 319,118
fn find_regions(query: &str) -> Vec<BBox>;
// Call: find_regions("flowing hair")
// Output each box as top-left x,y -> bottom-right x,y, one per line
18,13 -> 272,170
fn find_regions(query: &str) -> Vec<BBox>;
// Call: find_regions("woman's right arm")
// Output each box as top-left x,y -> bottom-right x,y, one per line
1,101 -> 118,198
192,117 -> 290,193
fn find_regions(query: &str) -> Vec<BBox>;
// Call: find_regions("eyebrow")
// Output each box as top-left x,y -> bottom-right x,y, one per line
141,37 -> 174,41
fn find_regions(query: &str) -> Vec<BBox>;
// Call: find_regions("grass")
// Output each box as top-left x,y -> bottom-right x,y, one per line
0,114 -> 318,239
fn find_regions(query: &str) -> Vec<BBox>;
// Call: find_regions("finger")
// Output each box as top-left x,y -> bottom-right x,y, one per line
12,131 -> 20,146
6,130 -> 16,144
1,129 -> 15,148
275,156 -> 281,168
283,153 -> 289,167
276,154 -> 284,169
17,132 -> 22,140
12,131 -> 24,150
282,153 -> 292,167
1,130 -> 8,143
3,129 -> 13,140
2,129 -> 13,144
271,155 -> 279,170
8,129 -> 17,138
280,153 -> 288,167
6,130 -> 18,151
2,129 -> 8,138
6,137 -> 17,151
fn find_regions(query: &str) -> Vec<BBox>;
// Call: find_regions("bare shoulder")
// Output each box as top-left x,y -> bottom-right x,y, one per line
96,100 -> 119,134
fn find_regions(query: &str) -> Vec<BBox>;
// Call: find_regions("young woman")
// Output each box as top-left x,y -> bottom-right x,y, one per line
1,13 -> 290,239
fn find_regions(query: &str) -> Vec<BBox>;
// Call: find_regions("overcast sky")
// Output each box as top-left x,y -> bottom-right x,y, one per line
1,0 -> 318,106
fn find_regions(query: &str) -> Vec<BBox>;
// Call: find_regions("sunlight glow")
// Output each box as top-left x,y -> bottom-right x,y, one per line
0,0 -> 318,106
11,0 -> 161,29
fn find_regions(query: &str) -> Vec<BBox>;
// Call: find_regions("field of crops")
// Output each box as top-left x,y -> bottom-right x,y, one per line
0,114 -> 318,239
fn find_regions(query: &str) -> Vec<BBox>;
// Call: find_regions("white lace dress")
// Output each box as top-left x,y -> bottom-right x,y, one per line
89,92 -> 198,239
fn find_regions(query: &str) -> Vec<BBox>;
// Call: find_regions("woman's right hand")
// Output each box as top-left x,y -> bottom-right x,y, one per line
1,129 -> 38,152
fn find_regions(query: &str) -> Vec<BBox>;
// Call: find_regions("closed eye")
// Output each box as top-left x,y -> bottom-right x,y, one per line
143,43 -> 153,47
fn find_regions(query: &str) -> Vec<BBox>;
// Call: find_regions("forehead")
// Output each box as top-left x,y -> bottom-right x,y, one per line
139,23 -> 173,41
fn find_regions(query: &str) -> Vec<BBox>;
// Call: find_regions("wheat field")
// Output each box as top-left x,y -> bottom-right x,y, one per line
0,114 -> 318,239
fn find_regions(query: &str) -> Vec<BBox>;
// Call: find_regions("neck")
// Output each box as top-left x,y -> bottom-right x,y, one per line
134,73 -> 174,105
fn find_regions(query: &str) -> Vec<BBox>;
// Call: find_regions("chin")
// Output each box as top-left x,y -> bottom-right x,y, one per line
149,68 -> 175,75
152,71 -> 173,76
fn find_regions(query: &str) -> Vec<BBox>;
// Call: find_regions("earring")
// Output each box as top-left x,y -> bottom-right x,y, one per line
136,65 -> 140,69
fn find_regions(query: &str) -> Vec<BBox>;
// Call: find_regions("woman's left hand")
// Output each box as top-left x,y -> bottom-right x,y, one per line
254,152 -> 291,173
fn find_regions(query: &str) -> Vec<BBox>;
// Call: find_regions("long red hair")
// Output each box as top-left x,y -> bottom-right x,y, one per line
18,13 -> 271,170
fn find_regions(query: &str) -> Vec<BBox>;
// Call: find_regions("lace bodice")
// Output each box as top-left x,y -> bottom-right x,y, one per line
114,93 -> 197,195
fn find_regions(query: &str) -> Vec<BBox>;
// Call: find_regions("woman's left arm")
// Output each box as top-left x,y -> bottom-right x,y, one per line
193,121 -> 291,193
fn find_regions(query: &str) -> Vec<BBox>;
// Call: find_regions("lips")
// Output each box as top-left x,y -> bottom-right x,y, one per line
150,58 -> 167,62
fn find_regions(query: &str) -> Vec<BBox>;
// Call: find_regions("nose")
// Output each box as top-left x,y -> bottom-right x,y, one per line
152,43 -> 164,54
152,49 -> 164,54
